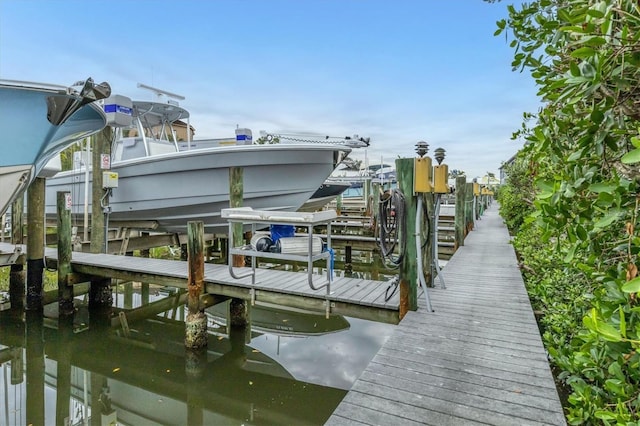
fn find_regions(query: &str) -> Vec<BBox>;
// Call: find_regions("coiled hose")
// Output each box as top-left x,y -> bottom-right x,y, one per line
377,189 -> 406,268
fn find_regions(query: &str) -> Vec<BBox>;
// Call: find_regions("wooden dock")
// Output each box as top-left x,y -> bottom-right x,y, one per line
0,242 -> 401,324
326,205 -> 566,425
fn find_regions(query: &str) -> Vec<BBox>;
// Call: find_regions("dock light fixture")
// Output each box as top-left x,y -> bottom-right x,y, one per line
434,147 -> 446,165
415,140 -> 429,158
414,140 -> 432,193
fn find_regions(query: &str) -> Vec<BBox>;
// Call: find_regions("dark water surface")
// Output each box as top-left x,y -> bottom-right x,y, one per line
0,283 -> 395,425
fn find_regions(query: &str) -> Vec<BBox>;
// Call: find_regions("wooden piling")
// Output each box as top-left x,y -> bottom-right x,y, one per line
396,158 -> 417,315
88,277 -> 112,312
229,298 -> 248,328
90,129 -> 112,254
345,245 -> 353,273
454,176 -> 466,248
26,177 -> 45,311
185,221 -> 207,349
86,130 -> 114,314
229,167 -> 244,268
57,192 -> 74,315
9,197 -> 24,310
464,182 -> 474,232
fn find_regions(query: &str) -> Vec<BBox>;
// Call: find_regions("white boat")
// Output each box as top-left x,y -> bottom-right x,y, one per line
45,98 -> 352,234
0,78 -> 109,216
298,179 -> 352,212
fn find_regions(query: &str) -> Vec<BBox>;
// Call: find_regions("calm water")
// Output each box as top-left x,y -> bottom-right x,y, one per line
0,281 -> 396,425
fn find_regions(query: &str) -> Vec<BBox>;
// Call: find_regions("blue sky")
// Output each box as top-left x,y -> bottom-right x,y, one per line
0,0 -> 537,180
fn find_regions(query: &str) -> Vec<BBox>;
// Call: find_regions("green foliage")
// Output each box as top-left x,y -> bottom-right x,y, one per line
498,0 -> 640,422
497,151 -> 536,233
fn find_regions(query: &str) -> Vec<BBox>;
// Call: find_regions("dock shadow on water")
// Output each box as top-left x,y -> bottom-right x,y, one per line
0,279 -> 395,425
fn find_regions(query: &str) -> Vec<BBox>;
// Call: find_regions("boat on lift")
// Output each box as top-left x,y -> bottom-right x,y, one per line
44,89 -> 354,234
0,78 -> 109,217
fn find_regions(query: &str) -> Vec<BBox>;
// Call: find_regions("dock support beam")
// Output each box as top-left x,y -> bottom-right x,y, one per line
455,176 -> 466,248
58,192 -> 75,315
9,197 -> 24,310
26,177 -> 45,311
185,221 -> 207,349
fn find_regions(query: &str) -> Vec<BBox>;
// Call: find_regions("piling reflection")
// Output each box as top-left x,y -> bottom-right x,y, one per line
0,298 -> 364,425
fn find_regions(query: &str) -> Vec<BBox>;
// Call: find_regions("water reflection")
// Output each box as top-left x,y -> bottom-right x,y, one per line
0,289 -> 395,425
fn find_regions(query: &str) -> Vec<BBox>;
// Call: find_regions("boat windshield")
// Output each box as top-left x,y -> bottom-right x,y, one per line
112,101 -> 189,161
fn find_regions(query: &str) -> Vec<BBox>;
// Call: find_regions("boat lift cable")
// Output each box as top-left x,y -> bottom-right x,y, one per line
264,132 -> 370,148
377,188 -> 407,269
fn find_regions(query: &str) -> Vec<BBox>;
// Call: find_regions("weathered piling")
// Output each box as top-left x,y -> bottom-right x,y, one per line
9,197 -> 24,310
26,177 -> 45,311
229,298 -> 248,328
396,158 -> 418,315
89,277 -> 113,312
228,166 -> 250,328
141,232 -> 150,304
57,192 -> 74,315
464,182 -> 474,231
185,221 -> 207,349
229,166 -> 244,268
345,245 -> 353,274
90,130 -> 111,254
454,176 -> 466,248
89,129 -> 113,311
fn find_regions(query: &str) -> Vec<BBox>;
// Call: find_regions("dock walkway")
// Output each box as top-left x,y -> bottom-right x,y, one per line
326,205 -> 566,425
0,242 -> 400,324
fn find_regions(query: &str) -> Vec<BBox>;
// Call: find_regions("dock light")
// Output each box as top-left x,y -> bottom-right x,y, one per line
434,147 -> 446,165
415,141 -> 429,158
433,148 -> 448,194
414,140 -> 432,193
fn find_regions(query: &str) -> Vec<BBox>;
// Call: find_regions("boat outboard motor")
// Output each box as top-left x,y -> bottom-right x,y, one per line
47,77 -> 111,125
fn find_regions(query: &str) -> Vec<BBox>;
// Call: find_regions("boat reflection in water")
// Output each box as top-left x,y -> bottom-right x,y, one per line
0,291 -> 394,425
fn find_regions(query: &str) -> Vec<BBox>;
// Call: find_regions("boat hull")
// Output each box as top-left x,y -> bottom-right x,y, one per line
45,144 -> 348,234
0,82 -> 106,216
299,180 -> 351,212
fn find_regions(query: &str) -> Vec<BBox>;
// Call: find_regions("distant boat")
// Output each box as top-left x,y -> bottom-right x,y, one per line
45,98 -> 352,234
327,161 -> 397,196
298,179 -> 351,212
0,78 -> 109,216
